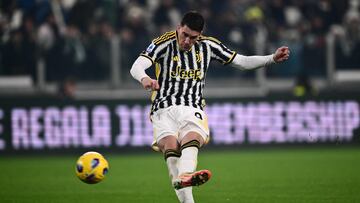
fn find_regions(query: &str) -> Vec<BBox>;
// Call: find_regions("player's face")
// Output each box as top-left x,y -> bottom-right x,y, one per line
177,25 -> 201,51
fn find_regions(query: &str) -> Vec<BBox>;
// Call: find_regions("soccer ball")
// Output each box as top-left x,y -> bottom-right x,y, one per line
75,151 -> 109,184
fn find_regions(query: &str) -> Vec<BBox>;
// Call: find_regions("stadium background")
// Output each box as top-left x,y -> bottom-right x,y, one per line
0,0 -> 360,202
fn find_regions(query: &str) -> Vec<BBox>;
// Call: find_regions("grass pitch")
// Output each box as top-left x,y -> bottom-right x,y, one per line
1,146 -> 360,203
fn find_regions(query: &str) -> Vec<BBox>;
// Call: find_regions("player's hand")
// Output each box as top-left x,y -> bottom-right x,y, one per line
273,46 -> 290,63
141,77 -> 160,91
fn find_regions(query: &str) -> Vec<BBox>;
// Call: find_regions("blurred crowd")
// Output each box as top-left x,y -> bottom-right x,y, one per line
0,0 -> 359,84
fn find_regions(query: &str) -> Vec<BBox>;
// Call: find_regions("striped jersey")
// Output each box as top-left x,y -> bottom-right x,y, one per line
140,30 -> 236,114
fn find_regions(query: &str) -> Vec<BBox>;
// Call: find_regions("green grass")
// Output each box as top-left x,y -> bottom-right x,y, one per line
1,147 -> 360,203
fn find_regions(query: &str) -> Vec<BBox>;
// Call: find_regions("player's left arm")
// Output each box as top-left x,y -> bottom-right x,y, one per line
207,37 -> 289,70
231,46 -> 290,70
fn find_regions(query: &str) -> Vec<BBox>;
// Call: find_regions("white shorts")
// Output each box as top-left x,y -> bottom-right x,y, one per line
150,105 -> 210,151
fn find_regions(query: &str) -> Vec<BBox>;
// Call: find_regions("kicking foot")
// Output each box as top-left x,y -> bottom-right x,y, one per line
173,169 -> 212,190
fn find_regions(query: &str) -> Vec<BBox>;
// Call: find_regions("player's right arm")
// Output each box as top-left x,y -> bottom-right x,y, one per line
130,56 -> 159,91
129,37 -> 163,91
130,31 -> 174,91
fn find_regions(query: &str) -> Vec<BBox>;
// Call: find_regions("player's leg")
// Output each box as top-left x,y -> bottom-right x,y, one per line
174,107 -> 211,191
174,132 -> 211,190
172,132 -> 205,203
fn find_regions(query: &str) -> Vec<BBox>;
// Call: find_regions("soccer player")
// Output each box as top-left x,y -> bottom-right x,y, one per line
130,11 -> 290,203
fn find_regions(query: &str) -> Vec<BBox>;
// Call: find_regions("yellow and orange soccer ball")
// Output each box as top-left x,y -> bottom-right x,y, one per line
75,151 -> 109,184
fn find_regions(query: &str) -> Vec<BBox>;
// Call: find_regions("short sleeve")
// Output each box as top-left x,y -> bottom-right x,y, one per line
205,37 -> 236,65
140,31 -> 175,64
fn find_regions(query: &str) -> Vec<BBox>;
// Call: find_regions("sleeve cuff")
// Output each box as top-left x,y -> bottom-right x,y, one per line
140,54 -> 154,64
224,52 -> 237,65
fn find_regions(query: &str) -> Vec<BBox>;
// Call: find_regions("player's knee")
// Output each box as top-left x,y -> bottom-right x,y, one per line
180,139 -> 201,151
181,131 -> 204,147
158,135 -> 179,152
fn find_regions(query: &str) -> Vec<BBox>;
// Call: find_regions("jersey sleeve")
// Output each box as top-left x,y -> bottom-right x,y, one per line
206,37 -> 237,65
140,31 -> 174,64
140,42 -> 158,64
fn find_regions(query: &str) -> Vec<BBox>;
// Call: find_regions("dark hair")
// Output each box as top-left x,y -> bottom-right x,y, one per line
181,11 -> 204,32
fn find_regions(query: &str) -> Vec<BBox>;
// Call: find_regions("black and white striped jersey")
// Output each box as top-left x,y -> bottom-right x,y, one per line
140,30 -> 236,114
